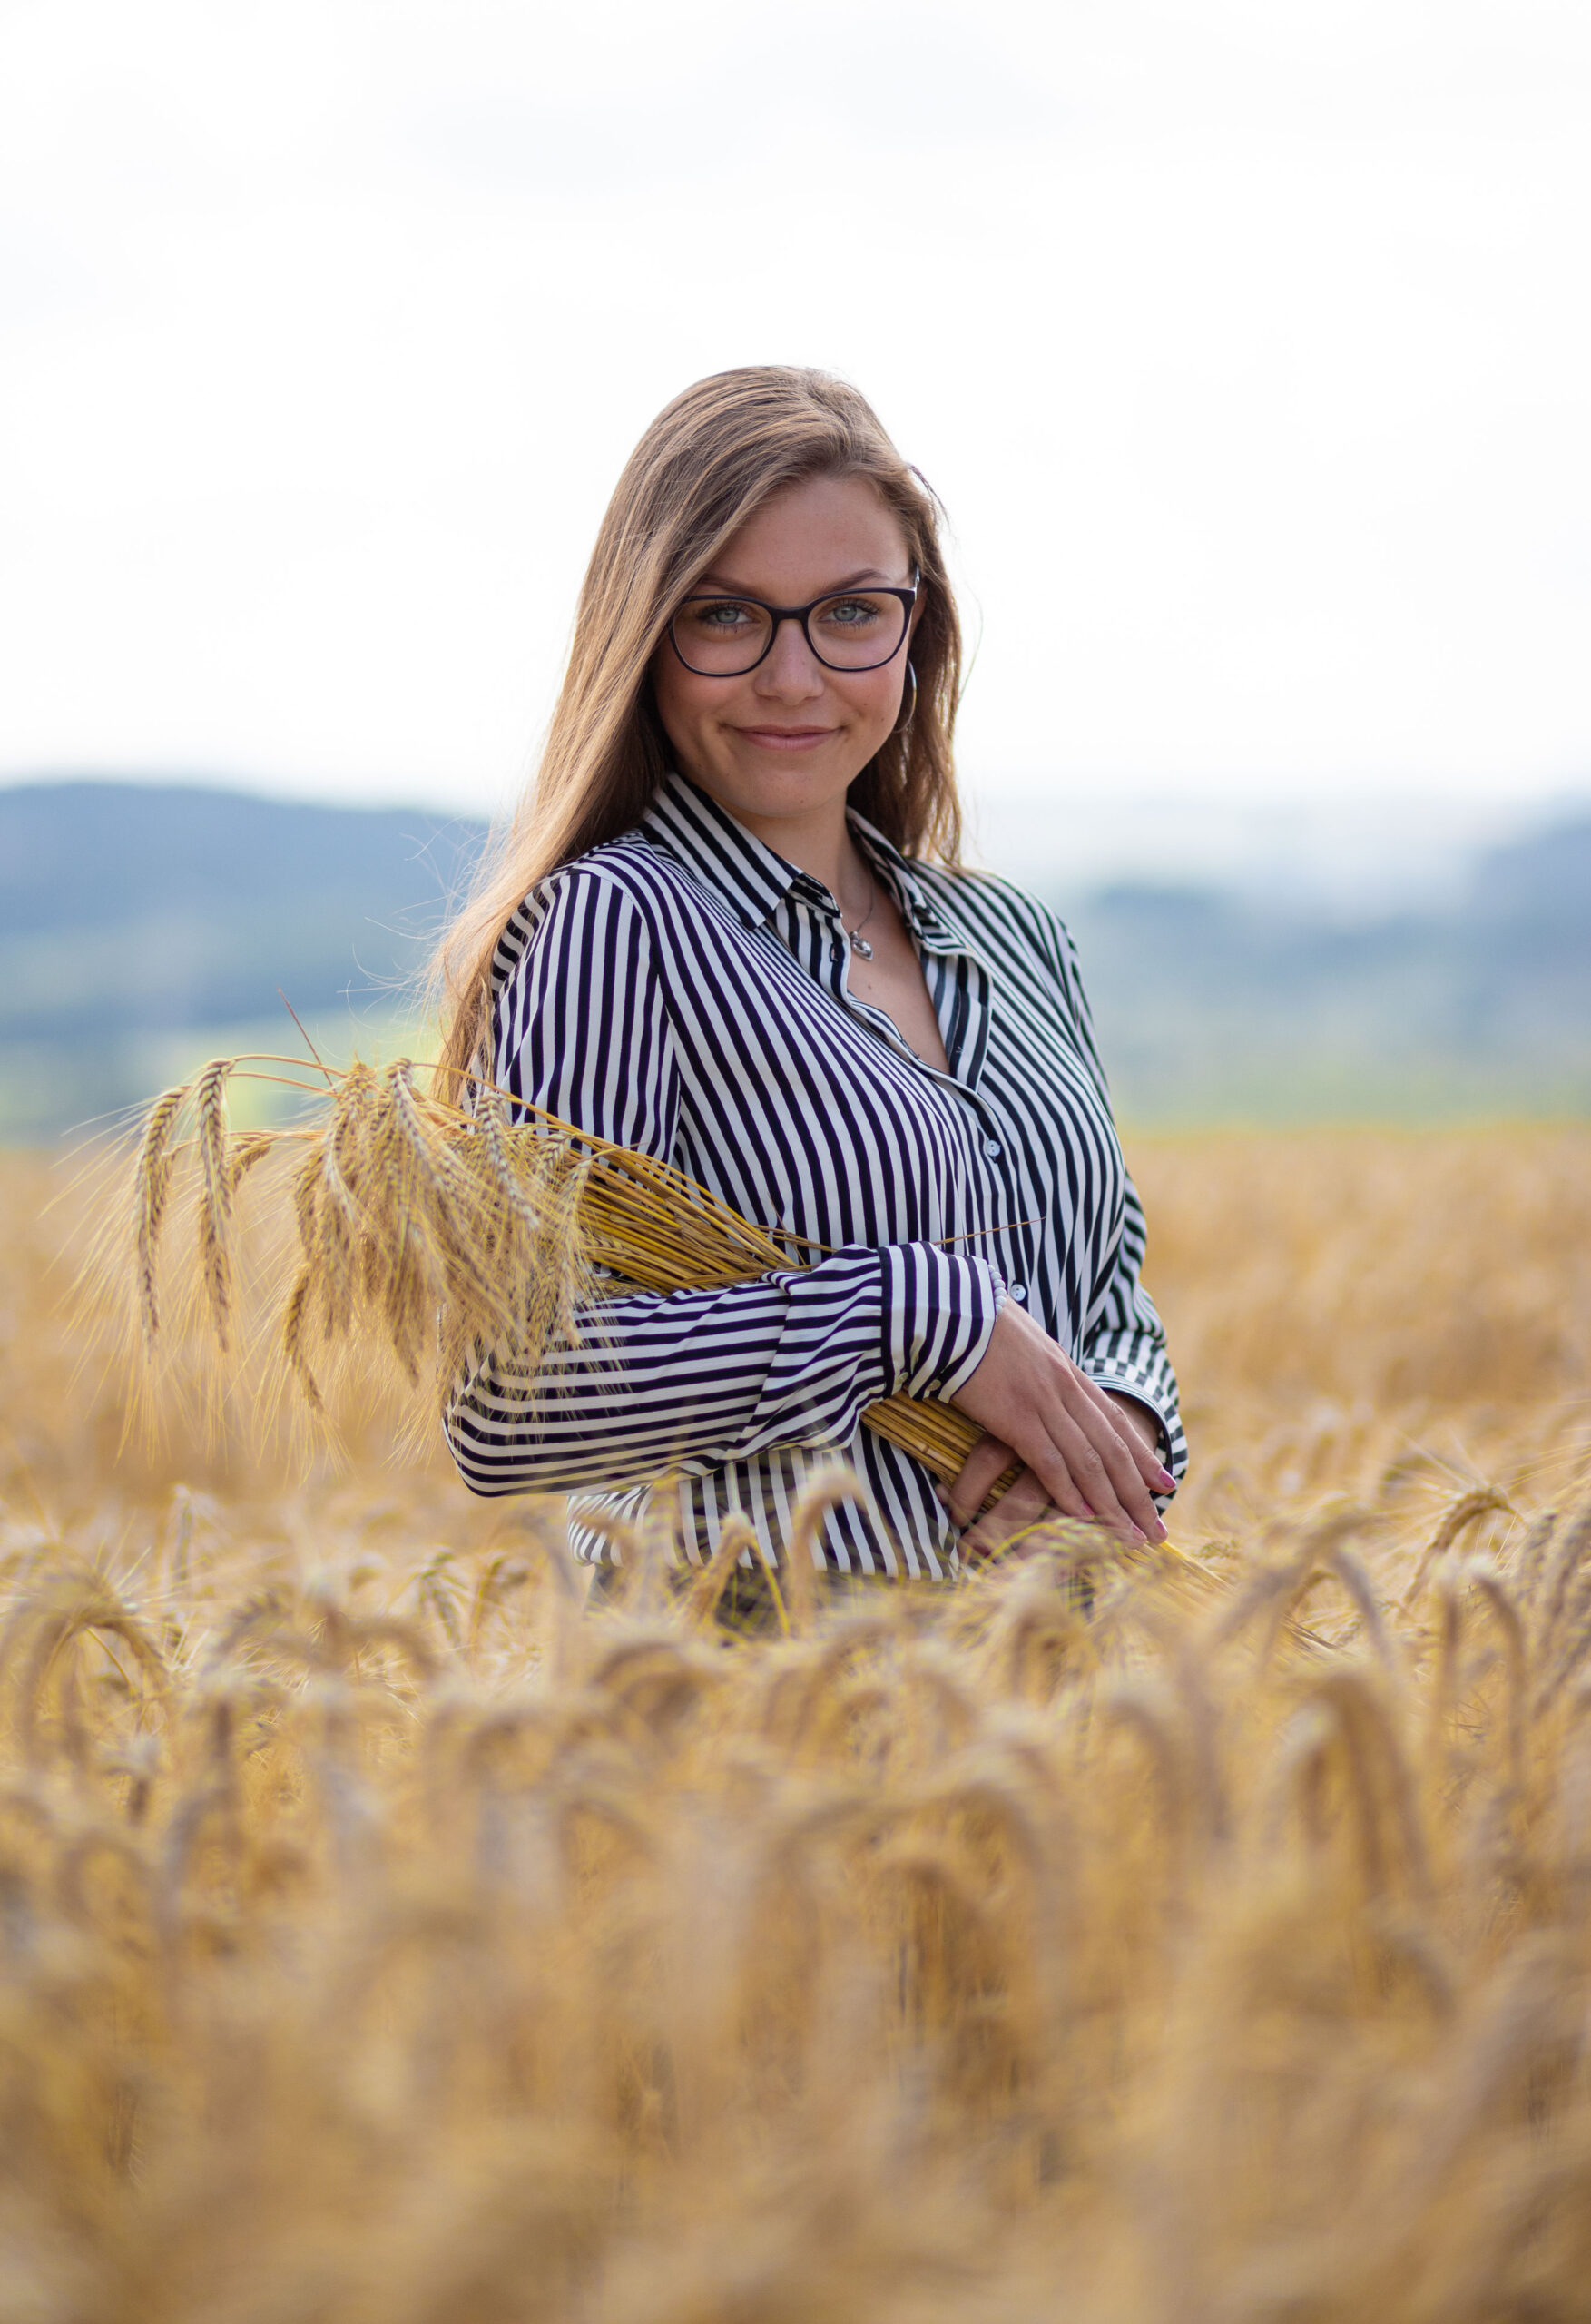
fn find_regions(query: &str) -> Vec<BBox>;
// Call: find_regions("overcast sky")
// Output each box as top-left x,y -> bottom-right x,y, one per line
3,0 -> 1588,872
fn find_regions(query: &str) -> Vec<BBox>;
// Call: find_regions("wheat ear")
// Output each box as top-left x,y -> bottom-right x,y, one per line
315,1067 -> 373,1345
226,1131 -> 275,1196
134,1083 -> 188,1343
193,1058 -> 236,1350
281,1141 -> 328,1406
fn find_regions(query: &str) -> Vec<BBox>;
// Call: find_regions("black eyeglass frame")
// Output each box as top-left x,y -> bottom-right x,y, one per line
666,581 -> 918,677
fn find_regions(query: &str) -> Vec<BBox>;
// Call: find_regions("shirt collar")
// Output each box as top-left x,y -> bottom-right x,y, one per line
847,805 -> 971,956
639,769 -> 969,952
639,770 -> 800,931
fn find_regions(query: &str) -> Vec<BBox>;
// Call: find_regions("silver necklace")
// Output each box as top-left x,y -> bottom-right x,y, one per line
844,872 -> 879,960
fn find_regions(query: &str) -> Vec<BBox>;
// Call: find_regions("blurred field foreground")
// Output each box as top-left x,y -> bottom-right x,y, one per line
1,1127 -> 1590,2320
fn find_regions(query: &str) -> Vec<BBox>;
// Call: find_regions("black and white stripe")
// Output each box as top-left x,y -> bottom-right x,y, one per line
446,770 -> 1186,1575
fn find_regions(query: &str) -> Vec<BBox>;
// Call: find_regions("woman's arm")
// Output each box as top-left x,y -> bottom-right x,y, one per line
449,1246 -> 1000,1493
445,870 -> 1006,1497
942,1196 -> 1183,1554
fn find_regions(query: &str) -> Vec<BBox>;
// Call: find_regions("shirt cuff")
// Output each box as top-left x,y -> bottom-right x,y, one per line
1097,1387 -> 1170,1465
1082,1360 -> 1187,1487
881,1246 -> 1005,1402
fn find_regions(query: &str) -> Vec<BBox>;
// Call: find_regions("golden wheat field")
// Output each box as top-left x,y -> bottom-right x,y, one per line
3,1126 -> 1591,2323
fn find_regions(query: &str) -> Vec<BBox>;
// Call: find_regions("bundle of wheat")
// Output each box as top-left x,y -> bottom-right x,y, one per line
128,1052 -> 983,1470
125,1054 -> 1222,1601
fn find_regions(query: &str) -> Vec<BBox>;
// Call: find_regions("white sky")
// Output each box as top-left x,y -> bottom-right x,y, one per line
3,0 -> 1589,870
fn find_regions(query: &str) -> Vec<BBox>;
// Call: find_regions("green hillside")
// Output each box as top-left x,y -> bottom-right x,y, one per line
0,783 -> 486,1138
1069,812 -> 1591,1123
3,780 -> 1588,1138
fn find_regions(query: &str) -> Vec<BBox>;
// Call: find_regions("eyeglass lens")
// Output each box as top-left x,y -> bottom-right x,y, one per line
671,591 -> 908,675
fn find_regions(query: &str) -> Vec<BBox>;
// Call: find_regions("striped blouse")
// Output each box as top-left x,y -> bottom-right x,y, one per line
446,770 -> 1185,1574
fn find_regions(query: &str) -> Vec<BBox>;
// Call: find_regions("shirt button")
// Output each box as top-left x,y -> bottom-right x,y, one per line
1010,1283 -> 1027,1301
982,1138 -> 1002,1160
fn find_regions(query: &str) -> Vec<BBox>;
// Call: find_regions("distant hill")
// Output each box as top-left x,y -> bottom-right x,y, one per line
2,778 -> 1588,1137
0,783 -> 486,1137
1066,812 -> 1591,1122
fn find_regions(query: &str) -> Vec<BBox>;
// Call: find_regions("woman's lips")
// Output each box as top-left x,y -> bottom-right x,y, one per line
732,725 -> 835,750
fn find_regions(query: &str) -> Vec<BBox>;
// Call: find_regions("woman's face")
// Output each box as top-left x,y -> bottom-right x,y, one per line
652,472 -> 917,846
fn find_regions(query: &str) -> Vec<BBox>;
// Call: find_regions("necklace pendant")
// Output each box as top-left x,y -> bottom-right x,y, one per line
851,935 -> 874,960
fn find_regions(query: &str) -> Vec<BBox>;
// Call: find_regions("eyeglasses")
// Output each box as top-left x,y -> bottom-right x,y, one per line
667,582 -> 918,677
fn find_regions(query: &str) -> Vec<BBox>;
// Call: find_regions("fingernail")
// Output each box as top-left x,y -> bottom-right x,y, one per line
1155,1467 -> 1176,1491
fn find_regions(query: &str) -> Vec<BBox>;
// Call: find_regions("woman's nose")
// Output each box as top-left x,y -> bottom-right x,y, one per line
754,618 -> 825,698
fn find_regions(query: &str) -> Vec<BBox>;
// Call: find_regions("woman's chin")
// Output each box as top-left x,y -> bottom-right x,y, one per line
694,753 -> 859,824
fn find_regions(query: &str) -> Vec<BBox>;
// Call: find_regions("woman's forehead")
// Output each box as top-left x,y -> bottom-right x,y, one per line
700,474 -> 911,598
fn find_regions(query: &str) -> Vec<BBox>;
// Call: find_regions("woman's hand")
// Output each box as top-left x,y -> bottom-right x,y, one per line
947,1297 -> 1176,1558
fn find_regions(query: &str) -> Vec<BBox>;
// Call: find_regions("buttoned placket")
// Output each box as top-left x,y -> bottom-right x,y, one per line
641,773 -> 1040,1310
800,840 -> 1037,1321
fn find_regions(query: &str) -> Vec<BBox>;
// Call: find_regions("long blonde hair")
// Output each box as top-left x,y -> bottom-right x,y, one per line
434,365 -> 967,1091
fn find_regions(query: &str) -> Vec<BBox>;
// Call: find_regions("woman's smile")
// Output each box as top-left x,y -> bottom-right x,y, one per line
731,723 -> 838,749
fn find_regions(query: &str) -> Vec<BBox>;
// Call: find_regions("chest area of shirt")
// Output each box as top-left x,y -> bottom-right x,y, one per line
654,900 -> 1116,1217
667,893 -> 1085,1078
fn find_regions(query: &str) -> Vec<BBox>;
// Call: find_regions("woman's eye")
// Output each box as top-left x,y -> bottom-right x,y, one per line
819,596 -> 884,630
692,600 -> 755,630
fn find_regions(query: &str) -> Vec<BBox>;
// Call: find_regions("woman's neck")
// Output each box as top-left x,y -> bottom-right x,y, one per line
718,793 -> 872,922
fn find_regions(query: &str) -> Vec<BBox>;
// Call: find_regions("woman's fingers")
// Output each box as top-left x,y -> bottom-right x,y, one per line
958,1380 -> 1154,1541
944,1432 -> 1022,1528
1012,1426 -> 1134,1539
959,1467 -> 1055,1560
952,1300 -> 1171,1543
1061,1364 -> 1170,1492
1055,1387 -> 1169,1541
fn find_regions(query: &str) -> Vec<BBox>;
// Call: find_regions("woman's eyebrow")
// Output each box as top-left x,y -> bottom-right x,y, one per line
690,566 -> 900,596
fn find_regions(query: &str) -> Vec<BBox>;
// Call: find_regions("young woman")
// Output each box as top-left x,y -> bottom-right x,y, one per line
437,366 -> 1185,1583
